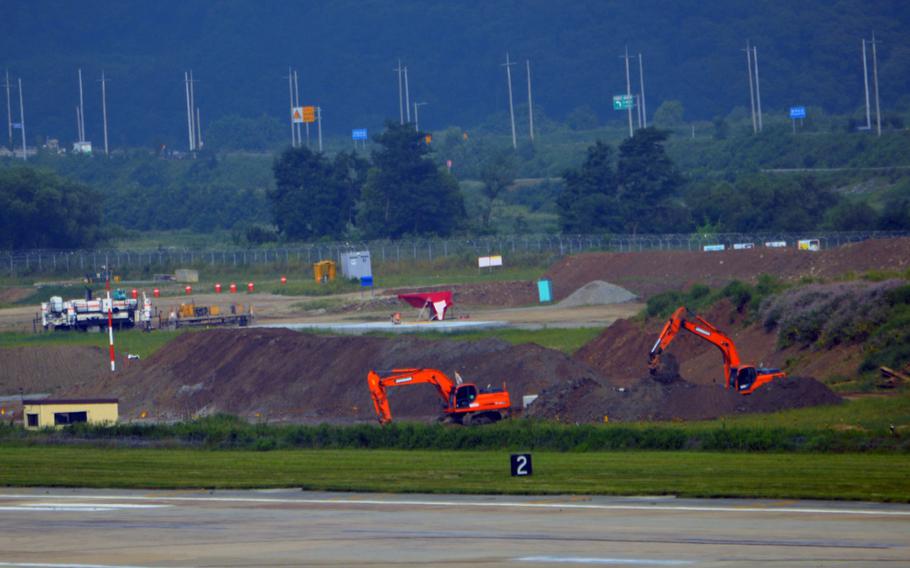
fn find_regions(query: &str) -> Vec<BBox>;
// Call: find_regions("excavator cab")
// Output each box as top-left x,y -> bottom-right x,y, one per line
733,366 -> 758,392
453,384 -> 478,409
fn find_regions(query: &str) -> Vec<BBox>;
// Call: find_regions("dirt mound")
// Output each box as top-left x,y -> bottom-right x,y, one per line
0,345 -> 112,396
526,375 -> 841,423
66,328 -> 606,423
557,280 -> 637,307
544,238 -> 910,300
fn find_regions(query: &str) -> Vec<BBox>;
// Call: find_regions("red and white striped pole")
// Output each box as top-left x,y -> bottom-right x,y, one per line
106,270 -> 115,372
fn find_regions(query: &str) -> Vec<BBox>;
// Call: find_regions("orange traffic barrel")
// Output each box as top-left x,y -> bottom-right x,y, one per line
229,283 -> 237,293
185,285 -> 192,295
247,282 -> 255,293
215,283 -> 222,293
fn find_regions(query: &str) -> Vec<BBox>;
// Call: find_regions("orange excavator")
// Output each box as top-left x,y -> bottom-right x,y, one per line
648,306 -> 786,395
367,368 -> 511,425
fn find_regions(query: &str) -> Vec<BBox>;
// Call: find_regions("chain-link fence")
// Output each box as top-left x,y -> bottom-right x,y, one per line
3,231 -> 907,278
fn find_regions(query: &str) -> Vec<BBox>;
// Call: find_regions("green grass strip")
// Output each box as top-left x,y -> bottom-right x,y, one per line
1,447 -> 907,502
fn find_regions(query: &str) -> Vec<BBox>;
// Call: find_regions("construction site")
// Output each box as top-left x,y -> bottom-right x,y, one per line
1,237 -> 909,426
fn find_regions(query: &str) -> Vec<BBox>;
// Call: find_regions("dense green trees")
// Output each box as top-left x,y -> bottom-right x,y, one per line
357,123 -> 465,238
271,146 -> 366,240
0,168 -> 103,249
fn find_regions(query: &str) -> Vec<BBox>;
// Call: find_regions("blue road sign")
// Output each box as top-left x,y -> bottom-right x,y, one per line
352,128 -> 368,141
360,275 -> 373,287
790,106 -> 806,119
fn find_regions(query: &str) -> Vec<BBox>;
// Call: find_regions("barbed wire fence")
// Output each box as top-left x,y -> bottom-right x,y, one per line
2,231 -> 907,278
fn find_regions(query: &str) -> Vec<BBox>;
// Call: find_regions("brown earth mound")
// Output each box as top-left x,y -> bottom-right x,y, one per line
525,375 -> 841,423
66,328 -> 605,423
0,345 -> 111,396
545,237 -> 910,300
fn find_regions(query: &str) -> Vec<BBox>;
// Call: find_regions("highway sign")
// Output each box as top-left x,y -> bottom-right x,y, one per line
790,106 -> 806,119
291,107 -> 303,124
352,128 -> 368,141
302,106 -> 316,123
613,94 -> 634,110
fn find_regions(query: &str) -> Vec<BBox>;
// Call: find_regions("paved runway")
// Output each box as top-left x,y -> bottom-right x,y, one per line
1,489 -> 908,567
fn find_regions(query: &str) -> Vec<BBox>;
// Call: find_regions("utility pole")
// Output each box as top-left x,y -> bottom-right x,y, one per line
316,106 -> 323,152
744,41 -> 757,134
395,59 -> 404,125
77,68 -> 86,142
502,52 -> 517,149
184,71 -> 195,152
196,107 -> 203,149
862,39 -> 872,130
17,77 -> 26,161
414,101 -> 427,131
404,66 -> 411,122
99,71 -> 109,156
753,46 -> 763,132
871,32 -> 882,137
286,68 -> 296,147
526,59 -> 535,142
189,70 -> 197,150
4,70 -> 12,150
293,69 -> 304,148
638,53 -> 647,128
636,94 -> 642,128
623,45 -> 633,138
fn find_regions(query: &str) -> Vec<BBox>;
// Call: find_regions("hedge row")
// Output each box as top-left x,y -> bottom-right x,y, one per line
0,415 -> 906,453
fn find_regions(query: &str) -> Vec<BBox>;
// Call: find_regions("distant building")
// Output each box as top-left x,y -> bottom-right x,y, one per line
23,398 -> 118,429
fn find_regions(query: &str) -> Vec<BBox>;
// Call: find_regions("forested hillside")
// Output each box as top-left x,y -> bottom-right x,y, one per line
2,1 -> 909,149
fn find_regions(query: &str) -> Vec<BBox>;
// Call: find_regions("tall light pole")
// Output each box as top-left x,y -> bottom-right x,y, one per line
99,71 -> 109,156
395,59 -> 404,125
753,46 -> 763,132
404,66 -> 411,123
17,77 -> 26,161
293,69 -> 302,147
638,53 -> 647,128
502,52 -> 517,149
316,106 -> 323,152
4,70 -> 12,150
623,46 -> 633,137
871,32 -> 882,137
862,39 -> 872,130
77,68 -> 86,142
526,59 -> 535,142
744,41 -> 757,134
286,67 -> 296,147
189,70 -> 198,150
184,71 -> 195,152
414,101 -> 427,131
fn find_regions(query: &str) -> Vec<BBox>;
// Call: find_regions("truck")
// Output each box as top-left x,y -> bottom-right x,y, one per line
367,368 -> 511,425
41,290 -> 150,331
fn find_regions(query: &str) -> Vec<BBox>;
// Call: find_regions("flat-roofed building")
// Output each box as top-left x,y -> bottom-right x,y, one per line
22,399 -> 118,429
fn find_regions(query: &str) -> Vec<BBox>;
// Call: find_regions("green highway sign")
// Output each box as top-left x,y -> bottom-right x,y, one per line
613,94 -> 634,110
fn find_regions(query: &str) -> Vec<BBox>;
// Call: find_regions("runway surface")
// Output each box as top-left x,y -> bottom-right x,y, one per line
1,489 -> 908,567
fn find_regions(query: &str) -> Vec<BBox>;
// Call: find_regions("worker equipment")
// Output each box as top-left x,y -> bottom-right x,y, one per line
649,306 -> 786,395
367,368 -> 510,425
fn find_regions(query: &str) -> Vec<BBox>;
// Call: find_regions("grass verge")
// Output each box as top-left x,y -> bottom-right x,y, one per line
0,446 -> 906,501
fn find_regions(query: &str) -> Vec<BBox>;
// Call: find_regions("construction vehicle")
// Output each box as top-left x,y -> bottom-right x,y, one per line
164,302 -> 253,329
367,368 -> 510,425
41,290 -> 149,331
648,306 -> 786,395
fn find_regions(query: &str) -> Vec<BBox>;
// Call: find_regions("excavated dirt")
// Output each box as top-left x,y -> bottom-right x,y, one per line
0,345 -> 111,395
544,237 -> 910,300
65,328 -> 606,423
525,375 -> 841,423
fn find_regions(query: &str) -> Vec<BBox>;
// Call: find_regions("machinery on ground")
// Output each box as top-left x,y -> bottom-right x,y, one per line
648,306 -> 786,395
367,368 -> 510,425
41,290 -> 149,331
164,302 -> 253,329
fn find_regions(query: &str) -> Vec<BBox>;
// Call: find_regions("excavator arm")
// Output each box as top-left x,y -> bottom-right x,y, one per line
367,368 -> 458,425
649,306 -> 743,389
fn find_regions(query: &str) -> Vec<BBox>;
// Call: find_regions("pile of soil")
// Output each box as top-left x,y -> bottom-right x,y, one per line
66,328 -> 606,423
544,237 -> 910,300
0,345 -> 111,396
525,375 -> 841,423
557,281 -> 637,307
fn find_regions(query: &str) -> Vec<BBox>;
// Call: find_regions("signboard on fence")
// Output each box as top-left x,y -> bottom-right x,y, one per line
733,243 -> 754,250
798,239 -> 821,252
703,244 -> 725,252
478,255 -> 503,268
765,241 -> 787,248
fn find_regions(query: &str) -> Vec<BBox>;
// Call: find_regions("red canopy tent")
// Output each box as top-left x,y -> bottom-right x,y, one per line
396,291 -> 453,321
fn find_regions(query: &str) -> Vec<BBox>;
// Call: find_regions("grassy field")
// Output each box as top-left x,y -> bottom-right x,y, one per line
1,446 -> 906,501
0,329 -> 184,359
